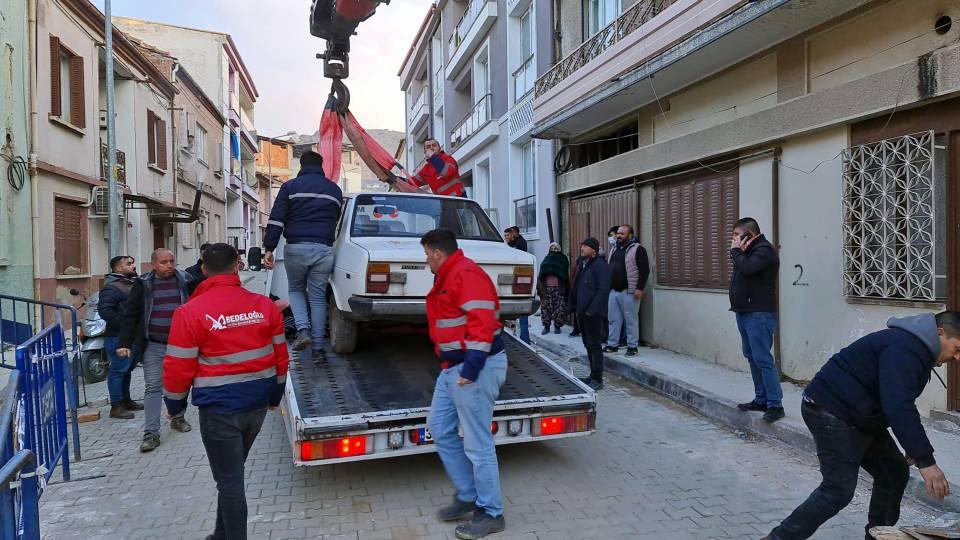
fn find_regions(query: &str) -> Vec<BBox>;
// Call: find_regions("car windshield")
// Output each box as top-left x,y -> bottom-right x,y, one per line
350,194 -> 501,241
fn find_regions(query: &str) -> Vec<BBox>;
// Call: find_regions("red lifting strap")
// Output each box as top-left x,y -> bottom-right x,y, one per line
317,91 -> 420,193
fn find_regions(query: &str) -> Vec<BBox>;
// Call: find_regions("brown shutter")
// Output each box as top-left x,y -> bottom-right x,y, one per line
50,36 -> 61,117
54,199 -> 84,274
156,117 -> 167,170
69,55 -> 85,128
147,111 -> 156,165
721,171 -> 739,286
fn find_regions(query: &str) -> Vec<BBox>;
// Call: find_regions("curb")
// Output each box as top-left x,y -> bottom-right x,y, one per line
531,335 -> 960,514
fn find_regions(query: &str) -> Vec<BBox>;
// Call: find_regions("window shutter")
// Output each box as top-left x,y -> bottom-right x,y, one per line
147,111 -> 156,165
50,36 -> 61,117
69,55 -> 85,128
54,199 -> 84,274
157,117 -> 167,170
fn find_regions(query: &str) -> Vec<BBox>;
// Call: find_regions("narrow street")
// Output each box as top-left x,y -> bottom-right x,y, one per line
36,276 -> 937,540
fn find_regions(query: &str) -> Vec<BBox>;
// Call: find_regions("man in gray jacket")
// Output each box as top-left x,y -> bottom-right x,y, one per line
604,225 -> 650,357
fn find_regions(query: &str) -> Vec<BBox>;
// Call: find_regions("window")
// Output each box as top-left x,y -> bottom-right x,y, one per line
513,7 -> 536,100
842,131 -> 945,301
147,110 -> 167,170
568,121 -> 639,170
515,142 -> 537,234
583,0 -> 619,37
196,125 -> 209,165
655,168 -> 738,289
54,198 -> 86,275
49,36 -> 85,129
350,194 -> 501,241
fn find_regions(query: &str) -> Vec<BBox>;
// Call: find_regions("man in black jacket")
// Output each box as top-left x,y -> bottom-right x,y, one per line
99,255 -> 143,420
729,217 -> 784,423
184,243 -> 211,293
763,312 -> 960,540
503,226 -> 530,343
568,237 -> 611,391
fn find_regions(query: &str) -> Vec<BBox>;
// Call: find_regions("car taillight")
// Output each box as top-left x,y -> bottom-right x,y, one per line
533,414 -> 595,437
300,436 -> 371,461
512,266 -> 534,295
365,263 -> 406,294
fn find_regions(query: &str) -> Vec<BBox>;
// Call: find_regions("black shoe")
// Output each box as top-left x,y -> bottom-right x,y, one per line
109,403 -> 134,420
569,331 -> 580,337
737,401 -> 767,412
578,377 -> 593,385
122,399 -> 144,411
626,347 -> 638,357
602,346 -> 619,353
291,329 -> 312,352
455,512 -> 506,539
540,326 -> 550,335
170,416 -> 192,433
587,379 -> 604,391
437,497 -> 477,522
140,433 -> 161,453
312,348 -> 327,364
554,326 -> 562,334
763,407 -> 785,423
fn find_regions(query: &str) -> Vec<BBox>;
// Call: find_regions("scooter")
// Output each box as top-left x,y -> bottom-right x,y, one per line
70,289 -> 109,384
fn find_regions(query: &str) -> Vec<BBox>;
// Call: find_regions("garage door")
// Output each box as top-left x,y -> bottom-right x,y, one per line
567,186 -> 638,260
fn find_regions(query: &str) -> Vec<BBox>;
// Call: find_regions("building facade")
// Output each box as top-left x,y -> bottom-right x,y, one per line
399,0 -> 558,259
534,0 -> 960,414
0,0 -> 34,299
113,17 -> 260,256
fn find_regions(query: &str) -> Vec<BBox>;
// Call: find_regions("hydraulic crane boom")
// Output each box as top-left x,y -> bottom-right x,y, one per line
310,0 -> 389,80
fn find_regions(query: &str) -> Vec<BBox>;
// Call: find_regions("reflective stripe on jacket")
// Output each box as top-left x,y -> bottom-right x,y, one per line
426,249 -> 503,381
411,152 -> 464,196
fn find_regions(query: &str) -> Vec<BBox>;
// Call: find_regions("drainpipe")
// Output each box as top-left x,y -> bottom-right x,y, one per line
426,36 -> 435,141
28,0 -> 40,294
772,147 -> 783,376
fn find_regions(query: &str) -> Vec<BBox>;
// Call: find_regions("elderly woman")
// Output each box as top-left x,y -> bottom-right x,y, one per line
538,242 -> 570,335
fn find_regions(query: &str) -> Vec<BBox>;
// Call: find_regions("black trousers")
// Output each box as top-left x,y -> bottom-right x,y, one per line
770,401 -> 909,540
579,313 -> 605,381
199,407 -> 268,540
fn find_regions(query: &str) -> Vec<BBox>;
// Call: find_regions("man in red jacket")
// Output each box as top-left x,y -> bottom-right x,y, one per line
410,139 -> 465,197
162,243 -> 288,540
422,229 -> 507,540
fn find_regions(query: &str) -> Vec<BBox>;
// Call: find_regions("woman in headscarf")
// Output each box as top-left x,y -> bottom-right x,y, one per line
538,242 -> 570,335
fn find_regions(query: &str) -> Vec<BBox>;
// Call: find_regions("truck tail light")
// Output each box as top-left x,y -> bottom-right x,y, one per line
533,413 -> 595,437
300,436 -> 371,461
365,263 -> 406,294
512,266 -> 534,295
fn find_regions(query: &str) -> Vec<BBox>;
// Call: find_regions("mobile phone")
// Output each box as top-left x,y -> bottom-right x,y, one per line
739,232 -> 752,242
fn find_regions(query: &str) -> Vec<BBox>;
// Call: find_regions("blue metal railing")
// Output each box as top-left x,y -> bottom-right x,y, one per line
0,370 -> 41,540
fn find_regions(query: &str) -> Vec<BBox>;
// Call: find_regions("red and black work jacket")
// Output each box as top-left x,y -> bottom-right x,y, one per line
426,249 -> 504,381
162,273 -> 289,416
411,152 -> 465,196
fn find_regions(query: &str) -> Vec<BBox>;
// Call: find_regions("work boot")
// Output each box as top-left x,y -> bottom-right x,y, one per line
602,346 -> 618,353
436,497 -> 477,522
763,407 -> 785,423
587,379 -> 604,391
291,329 -> 312,352
312,348 -> 327,365
569,330 -> 580,337
540,326 -> 550,335
737,401 -> 767,412
140,432 -> 161,453
626,347 -> 638,357
122,399 -> 144,411
170,416 -> 192,433
554,325 -> 562,334
109,403 -> 134,420
454,512 -> 506,539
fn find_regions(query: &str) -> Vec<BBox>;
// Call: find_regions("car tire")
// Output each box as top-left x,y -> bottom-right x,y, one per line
329,305 -> 358,354
81,350 -> 109,384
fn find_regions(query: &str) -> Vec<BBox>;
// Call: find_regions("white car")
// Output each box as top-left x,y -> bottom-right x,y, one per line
269,192 -> 539,354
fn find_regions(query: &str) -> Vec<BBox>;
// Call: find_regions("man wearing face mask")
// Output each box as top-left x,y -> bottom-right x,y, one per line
604,225 -> 649,357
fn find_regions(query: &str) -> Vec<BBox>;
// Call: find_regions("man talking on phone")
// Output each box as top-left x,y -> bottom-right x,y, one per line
729,217 -> 784,423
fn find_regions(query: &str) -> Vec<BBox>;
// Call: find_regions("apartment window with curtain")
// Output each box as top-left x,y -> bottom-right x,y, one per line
147,110 -> 167,170
197,125 -> 209,166
49,36 -> 85,129
515,142 -> 537,234
513,6 -> 535,101
583,0 -> 620,37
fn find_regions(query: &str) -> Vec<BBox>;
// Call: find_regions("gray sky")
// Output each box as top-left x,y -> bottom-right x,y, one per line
94,0 -> 433,137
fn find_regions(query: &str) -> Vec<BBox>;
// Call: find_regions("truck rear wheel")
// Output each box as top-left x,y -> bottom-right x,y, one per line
329,305 -> 358,354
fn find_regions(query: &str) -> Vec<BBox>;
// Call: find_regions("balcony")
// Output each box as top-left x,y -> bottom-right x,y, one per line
433,67 -> 444,114
445,0 -> 497,81
508,92 -> 534,142
450,94 -> 497,163
409,87 -> 429,133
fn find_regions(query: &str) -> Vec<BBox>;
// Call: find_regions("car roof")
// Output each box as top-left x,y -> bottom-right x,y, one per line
344,191 -> 468,201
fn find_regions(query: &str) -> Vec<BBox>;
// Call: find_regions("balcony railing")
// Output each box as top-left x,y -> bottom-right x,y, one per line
450,94 -> 492,149
409,87 -> 428,126
535,0 -> 677,97
448,0 -> 487,58
512,54 -> 535,101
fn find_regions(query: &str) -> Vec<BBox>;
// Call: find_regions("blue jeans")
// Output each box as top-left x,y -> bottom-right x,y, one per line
735,312 -> 783,408
106,336 -> 136,404
606,290 -> 640,348
428,351 -> 508,518
518,316 -> 530,344
284,243 -> 334,348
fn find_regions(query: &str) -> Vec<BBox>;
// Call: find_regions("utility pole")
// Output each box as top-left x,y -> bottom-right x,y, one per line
104,0 -> 120,257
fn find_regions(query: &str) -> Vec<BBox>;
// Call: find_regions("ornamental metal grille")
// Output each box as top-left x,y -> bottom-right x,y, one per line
841,131 -> 939,301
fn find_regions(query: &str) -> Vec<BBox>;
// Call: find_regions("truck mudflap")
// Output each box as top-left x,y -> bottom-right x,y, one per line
279,334 -> 597,466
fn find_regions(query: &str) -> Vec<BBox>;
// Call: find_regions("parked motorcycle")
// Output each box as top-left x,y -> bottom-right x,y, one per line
70,288 -> 109,384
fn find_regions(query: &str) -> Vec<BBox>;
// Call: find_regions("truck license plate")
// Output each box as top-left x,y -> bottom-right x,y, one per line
417,428 -> 434,444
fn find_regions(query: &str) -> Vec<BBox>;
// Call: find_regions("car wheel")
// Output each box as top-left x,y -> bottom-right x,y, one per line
329,305 -> 357,354
81,350 -> 109,384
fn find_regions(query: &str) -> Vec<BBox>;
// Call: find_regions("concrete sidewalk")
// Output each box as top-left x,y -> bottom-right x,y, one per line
521,314 -> 960,514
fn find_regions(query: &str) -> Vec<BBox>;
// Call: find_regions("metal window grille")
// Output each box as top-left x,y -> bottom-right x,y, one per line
841,131 -> 939,301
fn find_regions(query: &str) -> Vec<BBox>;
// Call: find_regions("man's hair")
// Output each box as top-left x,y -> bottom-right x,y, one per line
202,243 -> 239,275
151,248 -> 174,262
425,138 -> 440,147
734,217 -> 761,235
109,255 -> 132,272
199,243 -> 212,253
607,226 -> 619,236
300,150 -> 324,169
507,226 -> 520,234
619,224 -> 635,236
936,311 -> 960,339
420,229 -> 458,255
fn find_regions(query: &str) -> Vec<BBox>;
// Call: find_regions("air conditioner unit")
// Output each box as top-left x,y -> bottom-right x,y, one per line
90,186 -> 126,218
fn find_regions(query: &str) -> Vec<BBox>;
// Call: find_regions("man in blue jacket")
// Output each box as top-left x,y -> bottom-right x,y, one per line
263,151 -> 343,360
568,237 -> 611,391
764,312 -> 960,540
